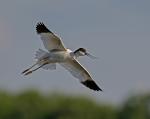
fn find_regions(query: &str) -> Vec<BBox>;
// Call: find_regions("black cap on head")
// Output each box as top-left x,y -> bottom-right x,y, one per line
74,48 -> 86,54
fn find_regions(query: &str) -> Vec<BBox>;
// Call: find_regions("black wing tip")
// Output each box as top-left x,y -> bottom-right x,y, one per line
36,22 -> 52,34
82,80 -> 102,91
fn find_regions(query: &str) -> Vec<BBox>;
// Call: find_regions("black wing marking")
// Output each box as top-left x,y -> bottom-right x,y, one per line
36,22 -> 53,34
81,80 -> 102,91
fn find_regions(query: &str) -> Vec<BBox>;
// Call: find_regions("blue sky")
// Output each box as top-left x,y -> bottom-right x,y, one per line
0,0 -> 150,104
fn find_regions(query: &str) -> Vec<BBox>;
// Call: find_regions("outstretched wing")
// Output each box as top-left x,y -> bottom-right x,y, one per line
60,59 -> 102,91
36,22 -> 66,52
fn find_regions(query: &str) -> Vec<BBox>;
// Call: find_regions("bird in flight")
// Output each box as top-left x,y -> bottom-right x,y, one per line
22,22 -> 102,91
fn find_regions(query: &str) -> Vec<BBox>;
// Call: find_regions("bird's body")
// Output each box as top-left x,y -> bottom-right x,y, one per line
46,50 -> 72,62
22,22 -> 102,91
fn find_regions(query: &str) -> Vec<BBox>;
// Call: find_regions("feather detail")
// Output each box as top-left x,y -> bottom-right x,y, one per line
36,22 -> 53,34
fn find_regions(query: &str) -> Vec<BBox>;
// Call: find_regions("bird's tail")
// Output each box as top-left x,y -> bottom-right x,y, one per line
35,49 -> 56,70
35,49 -> 48,60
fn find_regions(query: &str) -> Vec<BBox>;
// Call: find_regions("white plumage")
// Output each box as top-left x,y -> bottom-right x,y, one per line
22,22 -> 102,91
35,49 -> 56,70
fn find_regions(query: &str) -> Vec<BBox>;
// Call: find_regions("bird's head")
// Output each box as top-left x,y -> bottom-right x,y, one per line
74,48 -> 98,59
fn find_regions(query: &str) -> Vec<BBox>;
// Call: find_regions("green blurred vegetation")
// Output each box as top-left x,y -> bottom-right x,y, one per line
0,90 -> 149,119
